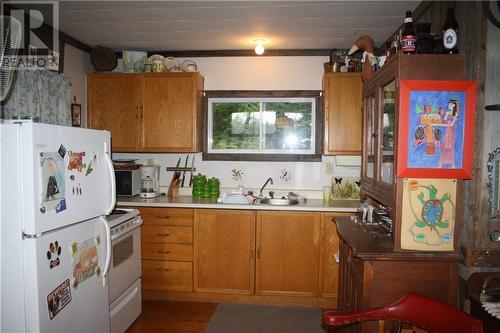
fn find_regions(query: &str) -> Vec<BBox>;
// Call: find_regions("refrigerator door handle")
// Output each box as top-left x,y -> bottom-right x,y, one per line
104,141 -> 116,215
101,217 -> 112,287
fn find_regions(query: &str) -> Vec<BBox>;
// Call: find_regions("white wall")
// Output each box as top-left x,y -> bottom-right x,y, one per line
114,56 -> 361,198
63,44 -> 93,127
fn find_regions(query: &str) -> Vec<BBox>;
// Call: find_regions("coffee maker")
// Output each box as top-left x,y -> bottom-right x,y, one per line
139,165 -> 160,198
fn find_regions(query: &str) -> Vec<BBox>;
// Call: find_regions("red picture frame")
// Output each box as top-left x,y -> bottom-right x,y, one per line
397,80 -> 477,179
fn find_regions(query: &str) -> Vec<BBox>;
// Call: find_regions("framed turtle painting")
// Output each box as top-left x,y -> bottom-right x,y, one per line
397,80 -> 477,179
400,178 -> 457,251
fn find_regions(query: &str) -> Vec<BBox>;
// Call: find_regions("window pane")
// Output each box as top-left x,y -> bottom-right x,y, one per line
212,102 -> 260,149
263,102 -> 312,150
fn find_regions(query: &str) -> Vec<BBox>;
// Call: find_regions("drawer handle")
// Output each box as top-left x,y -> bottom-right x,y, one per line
155,268 -> 170,272
156,250 -> 170,254
157,233 -> 170,237
156,216 -> 170,219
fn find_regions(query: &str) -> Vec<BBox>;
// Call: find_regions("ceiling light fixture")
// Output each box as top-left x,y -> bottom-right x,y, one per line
253,39 -> 266,55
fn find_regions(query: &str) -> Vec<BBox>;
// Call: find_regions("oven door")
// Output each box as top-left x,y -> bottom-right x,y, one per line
109,224 -> 141,303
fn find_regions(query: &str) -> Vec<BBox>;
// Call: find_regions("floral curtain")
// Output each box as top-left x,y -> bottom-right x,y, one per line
2,70 -> 71,126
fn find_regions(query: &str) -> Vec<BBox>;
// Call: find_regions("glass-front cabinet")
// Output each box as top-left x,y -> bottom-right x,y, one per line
361,54 -> 467,250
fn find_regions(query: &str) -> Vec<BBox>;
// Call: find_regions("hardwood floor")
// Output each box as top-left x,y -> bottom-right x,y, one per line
127,300 -> 217,333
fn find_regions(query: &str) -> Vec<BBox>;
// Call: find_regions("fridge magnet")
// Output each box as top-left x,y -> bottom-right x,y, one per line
67,152 -> 86,172
55,199 -> 66,213
85,160 -> 94,177
332,177 -> 361,200
46,241 -> 62,269
400,178 -> 457,251
58,145 -> 67,159
40,152 -> 66,213
398,80 -> 477,179
70,236 -> 99,288
47,279 -> 72,320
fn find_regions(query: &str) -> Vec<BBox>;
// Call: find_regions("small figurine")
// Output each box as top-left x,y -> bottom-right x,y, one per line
348,35 -> 377,82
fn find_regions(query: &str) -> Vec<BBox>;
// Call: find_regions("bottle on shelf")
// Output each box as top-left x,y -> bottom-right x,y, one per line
401,10 -> 416,54
442,7 -> 459,54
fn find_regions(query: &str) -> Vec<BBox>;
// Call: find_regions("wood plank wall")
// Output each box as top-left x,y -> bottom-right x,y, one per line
413,1 -> 500,268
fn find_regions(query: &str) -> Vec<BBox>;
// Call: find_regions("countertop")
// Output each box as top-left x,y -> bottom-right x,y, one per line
335,216 -> 462,261
117,195 -> 360,213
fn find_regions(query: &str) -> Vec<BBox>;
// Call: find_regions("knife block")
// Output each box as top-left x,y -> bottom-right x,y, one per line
167,178 -> 180,198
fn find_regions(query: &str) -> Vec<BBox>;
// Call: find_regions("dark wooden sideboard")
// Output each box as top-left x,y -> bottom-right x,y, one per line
335,217 -> 461,333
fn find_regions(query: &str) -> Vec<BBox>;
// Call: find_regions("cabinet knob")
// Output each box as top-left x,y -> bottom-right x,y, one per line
156,233 -> 170,237
135,106 -> 139,119
140,106 -> 144,118
333,251 -> 340,264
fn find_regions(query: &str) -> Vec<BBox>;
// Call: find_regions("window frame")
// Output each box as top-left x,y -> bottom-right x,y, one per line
203,90 -> 323,162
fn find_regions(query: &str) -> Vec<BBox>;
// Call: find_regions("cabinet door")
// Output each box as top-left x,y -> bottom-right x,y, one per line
194,209 -> 255,295
141,73 -> 202,152
256,211 -> 320,297
323,73 -> 363,155
319,214 -> 348,304
87,74 -> 141,151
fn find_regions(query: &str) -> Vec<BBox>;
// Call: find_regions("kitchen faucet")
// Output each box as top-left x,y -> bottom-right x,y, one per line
259,177 -> 273,198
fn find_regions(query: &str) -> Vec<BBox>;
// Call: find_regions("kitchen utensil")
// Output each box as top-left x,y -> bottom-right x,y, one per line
181,155 -> 189,187
189,155 -> 195,186
173,157 -> 181,180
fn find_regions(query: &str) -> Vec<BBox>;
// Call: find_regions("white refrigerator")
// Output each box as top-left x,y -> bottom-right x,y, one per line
1,121 -> 116,333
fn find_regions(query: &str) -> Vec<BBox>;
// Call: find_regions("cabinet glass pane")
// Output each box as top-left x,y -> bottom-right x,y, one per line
381,81 -> 395,184
366,96 -> 376,179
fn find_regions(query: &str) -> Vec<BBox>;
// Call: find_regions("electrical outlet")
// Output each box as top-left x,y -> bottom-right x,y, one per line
325,162 -> 333,175
147,159 -> 154,166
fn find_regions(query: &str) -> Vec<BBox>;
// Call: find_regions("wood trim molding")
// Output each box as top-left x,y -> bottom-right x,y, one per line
116,49 -> 331,58
202,90 -> 323,162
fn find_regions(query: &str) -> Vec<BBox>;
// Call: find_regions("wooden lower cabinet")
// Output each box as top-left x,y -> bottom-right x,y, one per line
194,209 -> 255,295
137,207 -> 347,307
255,211 -> 320,297
319,214 -> 351,306
139,207 -> 194,293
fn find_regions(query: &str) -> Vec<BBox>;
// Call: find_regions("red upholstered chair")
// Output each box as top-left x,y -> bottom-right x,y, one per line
323,293 -> 483,333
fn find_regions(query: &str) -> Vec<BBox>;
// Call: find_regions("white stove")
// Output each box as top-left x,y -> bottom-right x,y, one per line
106,208 -> 142,333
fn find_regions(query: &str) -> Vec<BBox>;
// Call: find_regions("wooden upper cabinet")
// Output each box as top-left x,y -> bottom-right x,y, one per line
87,74 -> 142,151
142,73 -> 203,152
323,73 -> 363,155
87,72 -> 204,153
255,211 -> 320,297
194,209 -> 256,295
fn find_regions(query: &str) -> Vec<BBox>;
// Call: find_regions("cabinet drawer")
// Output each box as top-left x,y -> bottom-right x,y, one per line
142,260 -> 193,292
142,242 -> 193,261
142,225 -> 193,244
139,207 -> 193,226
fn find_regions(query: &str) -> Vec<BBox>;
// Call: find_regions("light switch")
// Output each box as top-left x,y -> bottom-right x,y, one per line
325,162 -> 333,175
147,159 -> 154,166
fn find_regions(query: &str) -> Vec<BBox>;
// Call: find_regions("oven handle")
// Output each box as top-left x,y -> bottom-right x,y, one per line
111,218 -> 143,241
101,217 -> 112,287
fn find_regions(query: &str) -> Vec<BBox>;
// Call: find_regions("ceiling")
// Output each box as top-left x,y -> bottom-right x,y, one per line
57,1 -> 421,52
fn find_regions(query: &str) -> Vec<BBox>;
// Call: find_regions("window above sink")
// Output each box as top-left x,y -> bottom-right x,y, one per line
204,90 -> 323,161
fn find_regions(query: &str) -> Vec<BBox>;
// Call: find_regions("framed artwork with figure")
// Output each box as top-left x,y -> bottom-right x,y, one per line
397,80 -> 477,179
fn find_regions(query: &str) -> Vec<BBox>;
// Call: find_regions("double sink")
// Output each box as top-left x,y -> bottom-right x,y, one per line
258,198 -> 299,206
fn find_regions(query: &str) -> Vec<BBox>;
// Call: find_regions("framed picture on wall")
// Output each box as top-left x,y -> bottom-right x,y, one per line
397,80 -> 477,179
71,103 -> 81,127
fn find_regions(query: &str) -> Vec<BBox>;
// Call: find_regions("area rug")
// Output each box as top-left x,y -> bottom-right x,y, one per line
204,303 -> 324,333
